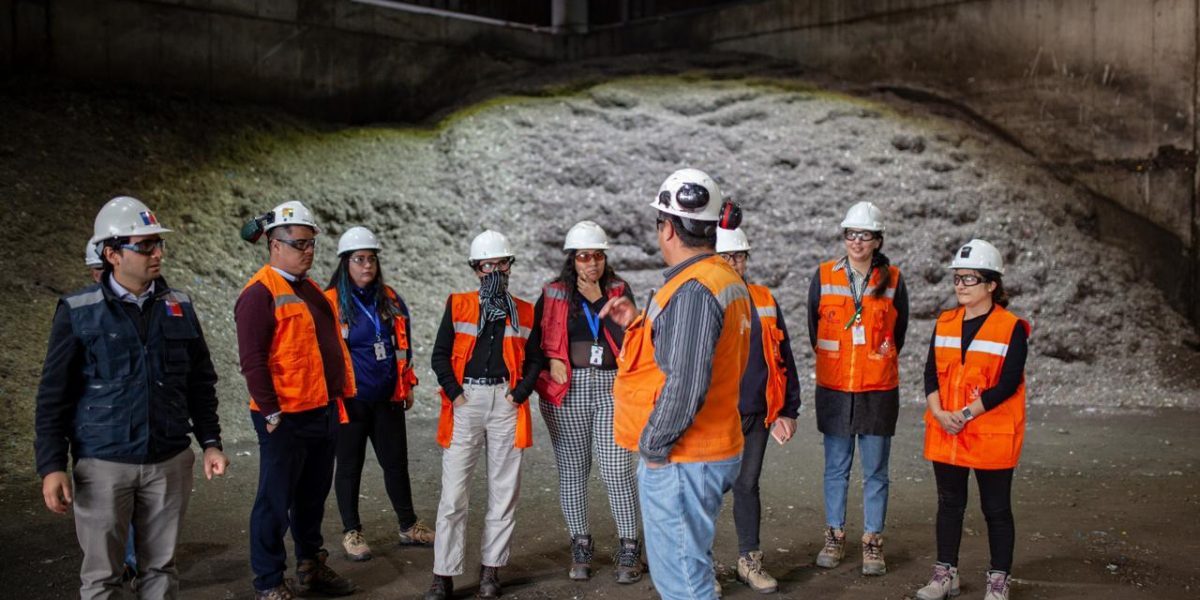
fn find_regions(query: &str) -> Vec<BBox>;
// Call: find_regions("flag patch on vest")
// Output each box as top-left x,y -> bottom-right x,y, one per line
165,299 -> 183,317
139,211 -> 158,226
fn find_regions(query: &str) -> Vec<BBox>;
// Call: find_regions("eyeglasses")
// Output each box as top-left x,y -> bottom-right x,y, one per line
574,251 -> 606,264
474,258 -> 513,273
349,255 -> 378,266
953,274 -> 984,287
275,237 -> 316,252
720,251 -> 749,264
119,238 -> 166,256
843,230 -> 878,242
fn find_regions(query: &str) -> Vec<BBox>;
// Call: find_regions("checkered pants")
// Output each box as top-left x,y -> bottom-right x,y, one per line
539,367 -> 640,540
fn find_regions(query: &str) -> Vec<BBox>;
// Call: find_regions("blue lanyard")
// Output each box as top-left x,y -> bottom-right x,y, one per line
581,300 -> 602,343
351,293 -> 382,341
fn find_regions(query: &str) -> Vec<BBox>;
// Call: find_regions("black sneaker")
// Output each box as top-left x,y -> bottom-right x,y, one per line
569,534 -> 594,581
422,574 -> 453,600
296,549 -> 355,596
477,565 -> 501,599
613,538 -> 644,584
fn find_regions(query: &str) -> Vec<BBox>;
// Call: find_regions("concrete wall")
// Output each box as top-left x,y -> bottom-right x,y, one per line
2,0 -> 558,121
574,0 -> 1200,324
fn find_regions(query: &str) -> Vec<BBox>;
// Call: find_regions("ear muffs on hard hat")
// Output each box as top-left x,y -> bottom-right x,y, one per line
240,212 -> 274,244
718,201 -> 742,231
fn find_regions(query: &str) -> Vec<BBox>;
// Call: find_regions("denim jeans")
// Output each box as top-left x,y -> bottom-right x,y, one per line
639,455 -> 741,600
823,434 -> 891,534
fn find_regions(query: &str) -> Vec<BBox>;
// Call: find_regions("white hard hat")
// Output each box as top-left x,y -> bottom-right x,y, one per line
652,168 -> 724,221
338,226 -> 381,256
84,241 -> 102,267
840,201 -> 885,232
469,230 -> 515,261
716,227 -> 751,253
265,200 -> 320,233
563,221 -> 610,251
90,196 -> 172,244
948,238 -> 1004,274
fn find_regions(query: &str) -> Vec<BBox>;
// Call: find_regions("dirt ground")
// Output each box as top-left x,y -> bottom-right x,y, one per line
1,405 -> 1196,600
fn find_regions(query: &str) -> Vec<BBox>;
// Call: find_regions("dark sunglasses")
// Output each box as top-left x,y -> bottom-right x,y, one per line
574,251 -> 606,264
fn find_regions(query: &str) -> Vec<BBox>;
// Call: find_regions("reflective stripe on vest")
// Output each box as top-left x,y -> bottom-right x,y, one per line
748,284 -> 789,426
923,305 -> 1031,470
242,265 -> 356,417
612,255 -> 750,463
813,259 -> 901,392
436,292 -> 535,449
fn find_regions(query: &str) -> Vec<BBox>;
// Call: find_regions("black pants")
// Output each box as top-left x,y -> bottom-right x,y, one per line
334,398 -> 417,532
250,407 -> 337,591
732,413 -> 770,555
932,461 -> 1015,572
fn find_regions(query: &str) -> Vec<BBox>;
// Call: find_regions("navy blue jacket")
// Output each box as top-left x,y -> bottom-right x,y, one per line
34,274 -> 221,476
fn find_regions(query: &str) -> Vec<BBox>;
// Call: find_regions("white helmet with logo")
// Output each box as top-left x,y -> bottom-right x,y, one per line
563,221 -> 610,251
716,227 -> 751,253
90,196 -> 172,244
469,230 -> 515,261
948,238 -> 1004,274
840,201 -> 885,232
84,241 -> 102,268
337,226 -> 381,256
265,200 -> 320,233
653,168 -> 724,221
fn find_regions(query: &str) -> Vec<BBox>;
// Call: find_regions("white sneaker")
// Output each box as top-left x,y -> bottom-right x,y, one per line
341,530 -> 372,562
915,562 -> 959,599
983,570 -> 1011,600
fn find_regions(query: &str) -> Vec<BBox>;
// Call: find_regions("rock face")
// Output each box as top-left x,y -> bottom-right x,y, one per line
3,69 -> 1198,475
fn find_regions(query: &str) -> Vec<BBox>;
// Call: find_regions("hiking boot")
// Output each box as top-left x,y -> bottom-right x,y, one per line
862,532 -> 886,575
255,581 -> 296,600
983,570 -> 1011,600
478,565 -> 502,599
400,521 -> 436,546
815,527 -> 846,568
296,549 -> 355,596
569,534 -> 594,580
737,550 -> 779,593
915,562 -> 960,600
342,529 -> 372,562
422,574 -> 453,600
613,537 -> 644,584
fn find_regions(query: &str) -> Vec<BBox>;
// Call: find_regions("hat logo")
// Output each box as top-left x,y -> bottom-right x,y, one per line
960,246 -> 972,258
139,211 -> 158,226
282,207 -> 294,218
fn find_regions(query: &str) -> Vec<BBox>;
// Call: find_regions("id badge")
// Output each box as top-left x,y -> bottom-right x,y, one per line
852,325 -> 866,346
374,341 -> 388,361
589,343 -> 605,366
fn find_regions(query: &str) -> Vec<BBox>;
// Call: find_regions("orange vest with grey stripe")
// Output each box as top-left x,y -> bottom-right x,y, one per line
924,305 -> 1030,470
612,255 -> 751,463
436,292 -> 535,449
748,284 -> 789,426
814,259 -> 901,392
324,286 -> 419,402
242,265 -> 356,421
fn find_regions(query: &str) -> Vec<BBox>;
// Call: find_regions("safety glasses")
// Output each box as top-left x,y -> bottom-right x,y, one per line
275,237 -> 316,252
843,230 -> 878,242
474,258 -> 513,274
119,238 -> 166,256
574,251 -> 606,264
953,274 -> 984,287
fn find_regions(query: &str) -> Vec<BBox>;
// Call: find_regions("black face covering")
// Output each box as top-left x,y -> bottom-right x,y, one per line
478,271 -> 513,323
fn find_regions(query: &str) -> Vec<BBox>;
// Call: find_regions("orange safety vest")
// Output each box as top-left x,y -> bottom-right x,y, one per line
748,284 -> 789,426
813,259 -> 901,392
241,265 -> 355,421
436,292 -> 535,449
613,255 -> 751,463
324,286 -> 419,403
923,305 -> 1031,470
533,279 -> 627,405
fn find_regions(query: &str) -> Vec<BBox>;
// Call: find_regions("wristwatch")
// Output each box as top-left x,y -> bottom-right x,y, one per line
960,407 -> 975,421
265,413 -> 282,427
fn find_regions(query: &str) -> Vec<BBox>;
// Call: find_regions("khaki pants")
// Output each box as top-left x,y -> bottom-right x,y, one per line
432,383 -> 524,576
73,449 -> 195,600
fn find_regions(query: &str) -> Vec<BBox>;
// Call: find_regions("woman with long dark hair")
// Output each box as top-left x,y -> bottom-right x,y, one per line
528,221 -> 643,583
807,201 -> 909,576
916,239 -> 1029,600
324,226 -> 431,562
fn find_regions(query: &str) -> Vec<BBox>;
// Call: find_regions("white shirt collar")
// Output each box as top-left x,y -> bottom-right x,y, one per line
108,276 -> 155,308
271,266 -> 300,282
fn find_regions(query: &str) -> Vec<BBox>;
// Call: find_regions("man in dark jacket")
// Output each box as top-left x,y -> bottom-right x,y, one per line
35,196 -> 228,600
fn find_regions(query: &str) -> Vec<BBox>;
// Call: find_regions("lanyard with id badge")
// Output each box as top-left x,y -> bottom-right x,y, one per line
844,266 -> 873,346
581,300 -> 606,366
352,294 -> 390,362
